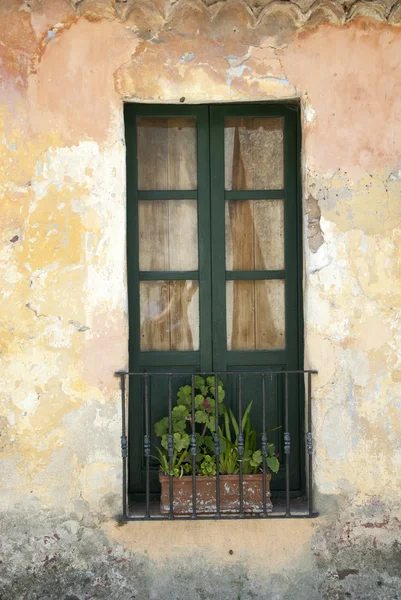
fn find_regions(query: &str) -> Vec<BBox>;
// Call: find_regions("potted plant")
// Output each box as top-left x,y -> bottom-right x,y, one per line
154,376 -> 280,515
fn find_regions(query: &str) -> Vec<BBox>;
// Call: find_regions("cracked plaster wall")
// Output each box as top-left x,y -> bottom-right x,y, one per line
1,1 -> 401,598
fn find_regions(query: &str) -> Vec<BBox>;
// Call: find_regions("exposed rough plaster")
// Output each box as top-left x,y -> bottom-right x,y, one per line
307,195 -> 325,253
67,0 -> 401,30
69,320 -> 90,332
1,502 -> 401,599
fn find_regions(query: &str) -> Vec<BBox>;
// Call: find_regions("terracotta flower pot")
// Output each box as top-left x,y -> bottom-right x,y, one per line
159,473 -> 272,515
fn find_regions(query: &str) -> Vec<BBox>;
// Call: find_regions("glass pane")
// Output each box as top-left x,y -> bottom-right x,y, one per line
226,280 -> 285,350
137,118 -> 197,190
225,199 -> 284,270
224,118 -> 284,190
140,281 -> 199,351
139,200 -> 198,271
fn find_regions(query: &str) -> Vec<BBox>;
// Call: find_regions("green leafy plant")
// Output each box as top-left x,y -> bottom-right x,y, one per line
153,376 -> 224,476
219,402 -> 280,474
154,377 -> 280,476
200,455 -> 217,476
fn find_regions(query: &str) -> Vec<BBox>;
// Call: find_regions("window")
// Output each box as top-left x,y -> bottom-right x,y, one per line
124,103 -> 303,502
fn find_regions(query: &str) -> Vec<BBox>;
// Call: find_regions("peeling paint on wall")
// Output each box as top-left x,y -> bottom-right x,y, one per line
1,0 -> 401,598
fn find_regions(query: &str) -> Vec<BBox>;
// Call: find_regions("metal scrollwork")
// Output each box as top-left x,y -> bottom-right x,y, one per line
284,432 -> 291,455
306,432 -> 313,456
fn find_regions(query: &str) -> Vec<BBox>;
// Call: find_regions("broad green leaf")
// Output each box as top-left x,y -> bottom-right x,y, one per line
207,397 -> 216,409
183,462 -> 191,474
266,455 -> 280,473
206,376 -> 216,389
206,377 -> 223,395
154,417 -> 168,437
200,454 -> 216,476
208,416 -> 216,433
173,432 -> 190,452
177,397 -> 190,407
195,394 -> 205,409
195,375 -> 207,395
177,385 -> 192,407
202,435 -> 214,453
195,432 -> 203,448
172,405 -> 189,418
172,420 -> 186,433
267,443 -> 276,457
195,410 -> 208,424
251,450 -> 262,466
194,375 -> 205,389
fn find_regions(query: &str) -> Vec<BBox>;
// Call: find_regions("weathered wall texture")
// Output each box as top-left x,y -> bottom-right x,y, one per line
1,0 -> 401,598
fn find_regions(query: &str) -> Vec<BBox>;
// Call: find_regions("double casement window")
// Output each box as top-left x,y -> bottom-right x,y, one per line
124,103 -> 303,500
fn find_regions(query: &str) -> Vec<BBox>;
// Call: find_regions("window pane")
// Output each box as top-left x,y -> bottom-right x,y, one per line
139,200 -> 198,271
137,118 -> 197,190
140,281 -> 199,351
225,199 -> 284,270
226,280 -> 285,350
224,118 -> 284,190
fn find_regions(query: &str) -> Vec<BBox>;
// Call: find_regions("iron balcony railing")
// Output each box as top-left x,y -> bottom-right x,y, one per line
116,369 -> 318,521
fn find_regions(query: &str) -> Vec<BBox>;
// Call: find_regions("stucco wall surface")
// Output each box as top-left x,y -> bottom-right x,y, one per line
1,1 -> 401,598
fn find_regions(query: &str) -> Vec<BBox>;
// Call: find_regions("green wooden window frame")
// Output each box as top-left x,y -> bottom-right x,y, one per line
124,103 -> 304,497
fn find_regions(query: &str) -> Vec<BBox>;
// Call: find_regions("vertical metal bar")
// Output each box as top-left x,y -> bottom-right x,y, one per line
168,374 -> 174,519
144,374 -> 150,519
261,373 -> 267,517
238,374 -> 244,517
191,374 -> 197,519
214,374 -> 221,518
307,372 -> 313,516
284,372 -> 291,517
120,373 -> 128,519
